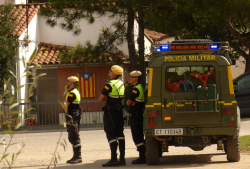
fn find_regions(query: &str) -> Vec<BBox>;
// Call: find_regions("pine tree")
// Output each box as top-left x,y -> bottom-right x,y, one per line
144,0 -> 250,73
0,0 -> 19,94
32,0 -> 152,86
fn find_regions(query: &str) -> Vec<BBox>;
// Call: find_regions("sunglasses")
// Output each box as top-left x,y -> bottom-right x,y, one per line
130,76 -> 136,78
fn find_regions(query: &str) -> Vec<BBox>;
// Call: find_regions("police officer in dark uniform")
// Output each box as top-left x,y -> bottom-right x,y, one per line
180,73 -> 194,91
65,76 -> 82,164
126,70 -> 146,164
98,65 -> 126,167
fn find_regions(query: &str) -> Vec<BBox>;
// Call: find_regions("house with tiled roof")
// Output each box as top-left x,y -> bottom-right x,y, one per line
0,0 -> 171,126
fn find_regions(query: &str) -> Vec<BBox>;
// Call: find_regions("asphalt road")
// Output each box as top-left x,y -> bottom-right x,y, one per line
1,118 -> 250,169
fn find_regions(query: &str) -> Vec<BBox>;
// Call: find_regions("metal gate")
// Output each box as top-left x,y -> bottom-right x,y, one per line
0,100 -> 128,132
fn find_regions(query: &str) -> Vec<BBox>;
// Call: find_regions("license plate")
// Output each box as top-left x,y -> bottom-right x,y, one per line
155,128 -> 183,135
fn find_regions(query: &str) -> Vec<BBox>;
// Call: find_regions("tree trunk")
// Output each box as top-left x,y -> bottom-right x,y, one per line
138,8 -> 146,87
224,19 -> 250,49
245,56 -> 250,72
228,41 -> 250,73
126,3 -> 138,71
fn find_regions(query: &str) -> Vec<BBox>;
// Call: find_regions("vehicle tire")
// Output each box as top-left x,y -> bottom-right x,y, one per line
223,141 -> 227,154
146,136 -> 159,165
226,134 -> 240,162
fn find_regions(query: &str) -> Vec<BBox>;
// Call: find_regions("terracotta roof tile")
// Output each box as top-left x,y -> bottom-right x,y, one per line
28,42 -> 128,65
144,29 -> 169,42
28,42 -> 61,65
0,4 -> 45,37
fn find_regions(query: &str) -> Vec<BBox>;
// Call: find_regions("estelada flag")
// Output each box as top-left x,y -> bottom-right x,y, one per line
77,72 -> 95,97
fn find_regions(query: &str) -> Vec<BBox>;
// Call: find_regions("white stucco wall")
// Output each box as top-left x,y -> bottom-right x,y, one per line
17,13 -> 39,125
18,13 -> 39,98
38,13 -> 129,55
144,37 -> 151,56
231,56 -> 245,79
0,0 -> 25,5
133,20 -> 152,56
15,0 -> 25,4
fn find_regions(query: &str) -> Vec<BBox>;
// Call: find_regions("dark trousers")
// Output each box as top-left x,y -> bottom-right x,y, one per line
103,109 -> 125,159
66,115 -> 81,156
130,110 -> 145,155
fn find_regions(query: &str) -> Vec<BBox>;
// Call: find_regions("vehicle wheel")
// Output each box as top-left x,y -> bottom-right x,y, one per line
146,136 -> 159,165
226,134 -> 240,162
223,141 -> 227,154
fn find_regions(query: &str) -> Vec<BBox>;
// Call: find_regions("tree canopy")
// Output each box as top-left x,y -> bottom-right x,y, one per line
33,0 -> 152,85
0,0 -> 19,94
144,0 -> 250,72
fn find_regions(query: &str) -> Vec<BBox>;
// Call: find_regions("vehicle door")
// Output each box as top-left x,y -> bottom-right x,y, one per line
234,74 -> 250,117
161,62 -> 222,126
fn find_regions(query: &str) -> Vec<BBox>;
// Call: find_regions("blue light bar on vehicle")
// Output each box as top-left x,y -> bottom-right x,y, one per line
155,48 -> 161,52
210,45 -> 218,49
160,45 -> 169,51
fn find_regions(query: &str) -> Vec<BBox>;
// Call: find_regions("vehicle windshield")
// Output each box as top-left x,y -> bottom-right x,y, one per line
165,66 -> 216,92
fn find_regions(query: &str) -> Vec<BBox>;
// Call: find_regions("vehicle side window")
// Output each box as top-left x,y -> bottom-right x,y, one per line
165,66 -> 215,92
238,74 -> 250,90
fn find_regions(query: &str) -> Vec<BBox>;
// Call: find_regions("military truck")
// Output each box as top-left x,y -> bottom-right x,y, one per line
144,39 -> 240,165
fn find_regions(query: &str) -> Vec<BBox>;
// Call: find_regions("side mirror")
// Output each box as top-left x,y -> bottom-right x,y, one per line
233,82 -> 239,92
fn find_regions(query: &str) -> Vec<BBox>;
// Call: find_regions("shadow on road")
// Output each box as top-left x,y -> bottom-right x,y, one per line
241,118 -> 250,122
39,153 -> 229,169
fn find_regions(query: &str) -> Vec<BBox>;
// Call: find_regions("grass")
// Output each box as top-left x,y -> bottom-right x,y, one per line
240,135 -> 250,154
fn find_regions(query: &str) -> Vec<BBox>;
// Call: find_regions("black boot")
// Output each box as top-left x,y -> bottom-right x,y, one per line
132,156 -> 146,164
67,156 -> 74,163
118,158 -> 126,166
132,146 -> 146,164
67,146 -> 75,163
102,158 -> 119,167
118,139 -> 126,166
67,145 -> 82,164
67,155 -> 82,164
102,142 -> 119,167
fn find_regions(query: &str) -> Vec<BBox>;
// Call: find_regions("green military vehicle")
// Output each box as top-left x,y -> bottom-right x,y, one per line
144,39 -> 240,165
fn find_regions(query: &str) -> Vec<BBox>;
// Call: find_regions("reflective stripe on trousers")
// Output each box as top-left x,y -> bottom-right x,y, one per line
117,137 -> 125,140
136,142 -> 144,147
108,139 -> 117,144
74,144 -> 81,148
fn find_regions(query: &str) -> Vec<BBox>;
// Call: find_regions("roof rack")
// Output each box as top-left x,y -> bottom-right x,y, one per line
150,40 -> 232,64
152,41 -> 229,53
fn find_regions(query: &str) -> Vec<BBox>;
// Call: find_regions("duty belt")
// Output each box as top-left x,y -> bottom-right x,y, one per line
108,95 -> 124,98
68,111 -> 80,116
107,104 -> 124,110
72,101 -> 80,104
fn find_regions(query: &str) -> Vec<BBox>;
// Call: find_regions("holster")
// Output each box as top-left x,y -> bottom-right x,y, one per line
103,104 -> 124,121
78,108 -> 81,131
130,109 -> 144,123
67,108 -> 81,123
66,108 -> 81,132
102,106 -> 108,112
